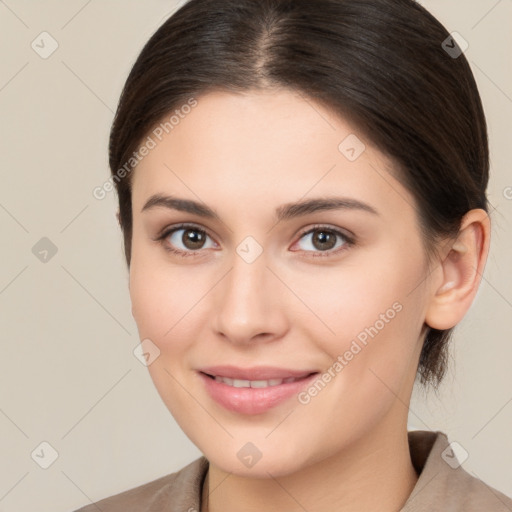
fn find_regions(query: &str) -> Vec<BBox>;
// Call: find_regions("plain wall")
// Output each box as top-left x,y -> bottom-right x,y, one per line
0,1 -> 511,510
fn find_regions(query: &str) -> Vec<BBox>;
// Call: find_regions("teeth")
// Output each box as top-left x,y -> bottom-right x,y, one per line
213,376 -> 300,387
233,379 -> 250,388
250,380 -> 269,388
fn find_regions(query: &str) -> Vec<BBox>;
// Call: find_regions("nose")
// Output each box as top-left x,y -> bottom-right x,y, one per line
211,251 -> 289,346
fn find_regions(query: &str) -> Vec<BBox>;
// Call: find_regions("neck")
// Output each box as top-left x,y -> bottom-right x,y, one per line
201,419 -> 419,512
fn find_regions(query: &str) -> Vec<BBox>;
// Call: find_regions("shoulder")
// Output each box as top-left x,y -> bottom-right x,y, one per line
442,460 -> 512,511
403,430 -> 512,511
432,465 -> 512,511
460,474 -> 512,510
72,456 -> 208,512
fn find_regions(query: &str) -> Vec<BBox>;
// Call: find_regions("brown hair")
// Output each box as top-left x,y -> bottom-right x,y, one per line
108,0 -> 489,389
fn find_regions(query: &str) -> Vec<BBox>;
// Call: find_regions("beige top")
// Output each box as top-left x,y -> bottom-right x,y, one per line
74,430 -> 512,511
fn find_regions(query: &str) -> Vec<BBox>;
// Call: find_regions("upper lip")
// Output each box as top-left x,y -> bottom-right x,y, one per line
199,365 -> 318,380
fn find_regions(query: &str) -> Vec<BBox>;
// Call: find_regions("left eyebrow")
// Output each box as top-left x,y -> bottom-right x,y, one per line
140,194 -> 379,221
274,197 -> 379,221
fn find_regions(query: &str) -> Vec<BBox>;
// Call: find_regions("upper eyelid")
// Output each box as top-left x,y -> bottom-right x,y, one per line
297,224 -> 353,240
159,222 -> 215,241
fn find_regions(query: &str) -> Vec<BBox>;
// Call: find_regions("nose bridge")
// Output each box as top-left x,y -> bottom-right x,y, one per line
212,247 -> 286,343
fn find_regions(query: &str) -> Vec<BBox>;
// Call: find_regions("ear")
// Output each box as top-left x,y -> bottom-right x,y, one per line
116,209 -> 122,227
425,208 -> 491,330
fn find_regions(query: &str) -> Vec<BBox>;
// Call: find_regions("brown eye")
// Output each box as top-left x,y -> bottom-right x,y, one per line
161,224 -> 216,255
181,228 -> 207,250
311,230 -> 338,251
294,226 -> 352,256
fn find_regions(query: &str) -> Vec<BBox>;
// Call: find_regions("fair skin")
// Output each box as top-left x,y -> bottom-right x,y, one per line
127,89 -> 490,512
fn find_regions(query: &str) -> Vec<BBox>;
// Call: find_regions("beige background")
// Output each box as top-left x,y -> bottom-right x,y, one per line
0,1 -> 511,511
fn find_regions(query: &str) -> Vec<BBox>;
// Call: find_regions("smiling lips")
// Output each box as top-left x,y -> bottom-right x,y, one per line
211,375 -> 303,387
198,365 -> 319,415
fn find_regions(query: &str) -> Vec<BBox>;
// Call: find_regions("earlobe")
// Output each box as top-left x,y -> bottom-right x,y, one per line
425,209 -> 490,330
116,210 -> 121,227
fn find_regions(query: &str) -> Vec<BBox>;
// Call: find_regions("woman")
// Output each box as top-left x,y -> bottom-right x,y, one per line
76,0 -> 512,510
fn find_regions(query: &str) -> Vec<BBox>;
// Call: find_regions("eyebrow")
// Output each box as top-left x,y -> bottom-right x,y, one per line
141,194 -> 379,221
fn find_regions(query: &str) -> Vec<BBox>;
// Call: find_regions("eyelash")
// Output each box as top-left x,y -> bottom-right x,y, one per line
155,222 -> 355,259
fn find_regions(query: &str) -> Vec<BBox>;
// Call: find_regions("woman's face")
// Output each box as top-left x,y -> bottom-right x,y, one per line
129,89 -> 433,477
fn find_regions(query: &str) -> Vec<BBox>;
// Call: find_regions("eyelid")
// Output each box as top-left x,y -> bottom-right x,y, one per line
155,222 -> 214,242
294,223 -> 355,243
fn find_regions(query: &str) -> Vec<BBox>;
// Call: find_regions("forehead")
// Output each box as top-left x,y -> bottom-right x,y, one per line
131,89 -> 413,221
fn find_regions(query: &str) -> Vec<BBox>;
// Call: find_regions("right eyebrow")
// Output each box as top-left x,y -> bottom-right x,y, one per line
141,194 -> 220,220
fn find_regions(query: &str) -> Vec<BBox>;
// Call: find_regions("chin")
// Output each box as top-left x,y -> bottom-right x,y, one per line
199,436 -> 321,478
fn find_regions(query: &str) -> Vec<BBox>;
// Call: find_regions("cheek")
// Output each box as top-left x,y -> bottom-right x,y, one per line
129,256 -> 205,346
296,247 -> 426,392
290,254 -> 420,341
129,260 -> 204,422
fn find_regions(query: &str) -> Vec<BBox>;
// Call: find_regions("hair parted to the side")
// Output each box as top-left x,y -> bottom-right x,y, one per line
108,0 -> 489,390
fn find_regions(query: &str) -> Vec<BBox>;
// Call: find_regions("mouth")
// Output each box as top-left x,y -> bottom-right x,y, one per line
197,366 -> 320,415
201,372 -> 317,388
198,364 -> 319,381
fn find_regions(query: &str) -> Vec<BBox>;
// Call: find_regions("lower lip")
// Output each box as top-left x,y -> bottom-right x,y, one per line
198,372 -> 319,415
